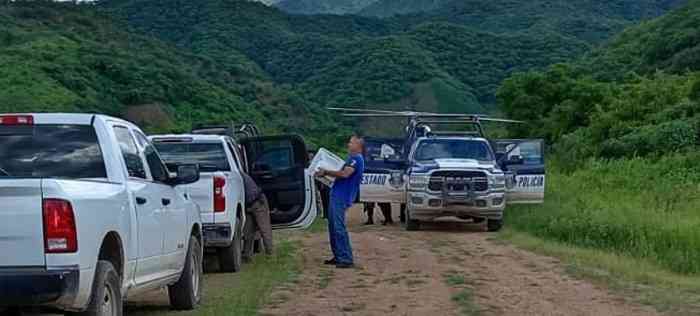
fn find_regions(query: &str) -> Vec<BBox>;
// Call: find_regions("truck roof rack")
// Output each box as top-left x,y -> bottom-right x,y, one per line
426,131 -> 483,138
328,107 -> 523,160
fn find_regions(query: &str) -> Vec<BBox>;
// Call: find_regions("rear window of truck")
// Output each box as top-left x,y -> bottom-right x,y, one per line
154,142 -> 231,172
0,125 -> 107,178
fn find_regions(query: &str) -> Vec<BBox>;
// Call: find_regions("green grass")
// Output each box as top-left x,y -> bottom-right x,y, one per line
444,274 -> 467,286
503,155 -> 700,313
500,229 -> 700,314
508,155 -> 700,275
306,216 -> 328,234
451,288 -> 480,316
125,239 -> 302,316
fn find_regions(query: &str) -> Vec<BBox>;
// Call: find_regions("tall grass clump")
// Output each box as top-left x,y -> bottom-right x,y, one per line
507,153 -> 700,275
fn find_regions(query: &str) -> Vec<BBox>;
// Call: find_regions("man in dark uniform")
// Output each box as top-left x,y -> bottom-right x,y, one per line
363,202 -> 394,225
316,135 -> 365,269
241,172 -> 273,260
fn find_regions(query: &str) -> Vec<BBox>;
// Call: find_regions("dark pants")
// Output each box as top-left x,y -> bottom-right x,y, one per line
315,180 -> 330,219
328,197 -> 353,264
243,195 -> 273,258
364,202 -> 393,224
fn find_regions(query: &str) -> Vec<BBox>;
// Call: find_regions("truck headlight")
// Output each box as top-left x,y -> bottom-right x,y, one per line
489,174 -> 506,189
409,175 -> 429,190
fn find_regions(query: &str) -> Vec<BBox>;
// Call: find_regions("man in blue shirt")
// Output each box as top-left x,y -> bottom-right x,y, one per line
316,135 -> 365,268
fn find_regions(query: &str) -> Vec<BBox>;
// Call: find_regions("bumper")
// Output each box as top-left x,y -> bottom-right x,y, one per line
407,191 -> 505,221
203,223 -> 232,248
0,266 -> 80,307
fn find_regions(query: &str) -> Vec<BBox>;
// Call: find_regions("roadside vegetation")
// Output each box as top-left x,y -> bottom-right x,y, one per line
508,156 -> 700,275
126,239 -> 302,316
497,1 -> 700,310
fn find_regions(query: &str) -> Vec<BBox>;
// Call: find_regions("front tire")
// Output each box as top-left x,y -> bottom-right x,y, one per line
218,220 -> 243,272
74,260 -> 122,316
169,236 -> 203,310
404,208 -> 420,231
487,219 -> 503,232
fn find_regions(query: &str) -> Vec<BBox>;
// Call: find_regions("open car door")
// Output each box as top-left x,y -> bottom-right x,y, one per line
493,139 -> 546,204
360,137 -> 407,204
241,135 -> 317,229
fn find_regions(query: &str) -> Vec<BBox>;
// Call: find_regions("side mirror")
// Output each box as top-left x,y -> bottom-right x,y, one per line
168,164 -> 200,186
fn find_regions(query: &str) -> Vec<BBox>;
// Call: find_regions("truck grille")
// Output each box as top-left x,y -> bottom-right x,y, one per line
428,171 -> 488,192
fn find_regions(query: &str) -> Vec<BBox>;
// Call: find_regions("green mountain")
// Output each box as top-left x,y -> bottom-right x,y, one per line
359,0 -> 450,17
498,0 -> 700,164
275,0 -> 379,15
102,0 -> 684,114
2,0 -> 690,147
0,1 -> 345,147
395,0 -> 686,42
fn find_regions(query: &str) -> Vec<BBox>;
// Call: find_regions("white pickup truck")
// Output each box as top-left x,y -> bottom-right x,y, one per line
150,134 -> 248,272
150,134 -> 319,263
0,114 -> 203,316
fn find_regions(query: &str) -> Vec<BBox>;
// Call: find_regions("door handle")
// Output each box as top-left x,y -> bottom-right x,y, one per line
136,197 -> 147,205
162,198 -> 171,206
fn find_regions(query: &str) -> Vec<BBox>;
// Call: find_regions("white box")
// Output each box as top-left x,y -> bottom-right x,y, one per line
308,148 -> 345,186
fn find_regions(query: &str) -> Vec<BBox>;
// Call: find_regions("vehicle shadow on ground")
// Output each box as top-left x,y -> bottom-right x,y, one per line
417,221 -> 487,233
123,254 -> 229,314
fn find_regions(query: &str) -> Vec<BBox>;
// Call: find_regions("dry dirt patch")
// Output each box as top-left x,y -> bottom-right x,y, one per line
260,206 -> 661,316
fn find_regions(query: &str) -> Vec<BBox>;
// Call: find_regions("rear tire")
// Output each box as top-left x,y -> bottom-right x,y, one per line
487,219 -> 503,232
74,260 -> 122,316
404,209 -> 420,231
169,236 -> 203,310
218,220 -> 243,272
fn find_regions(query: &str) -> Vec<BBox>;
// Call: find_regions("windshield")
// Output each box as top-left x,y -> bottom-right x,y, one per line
414,139 -> 494,162
0,125 -> 107,179
154,142 -> 231,172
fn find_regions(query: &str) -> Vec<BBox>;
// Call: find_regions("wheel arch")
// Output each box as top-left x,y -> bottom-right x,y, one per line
191,223 -> 202,245
98,231 -> 125,279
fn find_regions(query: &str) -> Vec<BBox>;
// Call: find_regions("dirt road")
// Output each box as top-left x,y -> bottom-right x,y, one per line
261,206 -> 660,316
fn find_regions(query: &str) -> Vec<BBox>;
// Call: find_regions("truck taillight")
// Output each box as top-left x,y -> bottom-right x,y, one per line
213,176 -> 226,213
0,115 -> 33,125
42,199 -> 78,253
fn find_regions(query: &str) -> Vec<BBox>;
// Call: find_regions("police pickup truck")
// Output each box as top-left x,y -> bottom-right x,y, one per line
0,114 -> 203,316
405,136 -> 545,231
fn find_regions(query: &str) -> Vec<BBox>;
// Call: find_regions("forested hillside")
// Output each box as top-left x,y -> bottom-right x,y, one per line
102,0 -> 683,114
359,0 -> 451,17
0,0 -> 690,145
275,0 -> 378,15
498,0 -> 700,164
0,1 -> 345,146
500,0 -> 700,284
